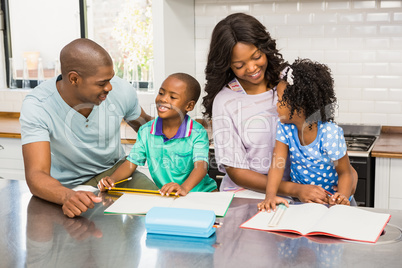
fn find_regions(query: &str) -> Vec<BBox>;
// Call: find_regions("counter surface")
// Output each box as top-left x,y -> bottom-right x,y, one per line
371,126 -> 402,159
1,179 -> 401,268
0,112 -> 137,143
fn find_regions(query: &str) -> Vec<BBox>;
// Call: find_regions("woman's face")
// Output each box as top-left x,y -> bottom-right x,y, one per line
230,42 -> 268,88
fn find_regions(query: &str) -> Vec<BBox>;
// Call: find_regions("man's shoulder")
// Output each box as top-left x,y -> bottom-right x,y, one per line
24,77 -> 58,104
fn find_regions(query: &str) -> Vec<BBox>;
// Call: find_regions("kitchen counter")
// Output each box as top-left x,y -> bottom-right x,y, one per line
371,126 -> 402,159
1,178 -> 402,268
0,112 -> 137,144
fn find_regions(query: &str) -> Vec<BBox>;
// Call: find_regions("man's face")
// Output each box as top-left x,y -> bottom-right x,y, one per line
76,65 -> 115,106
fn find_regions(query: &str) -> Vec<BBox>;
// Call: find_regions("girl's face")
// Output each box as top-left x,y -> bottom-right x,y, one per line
276,82 -> 294,124
230,42 -> 268,88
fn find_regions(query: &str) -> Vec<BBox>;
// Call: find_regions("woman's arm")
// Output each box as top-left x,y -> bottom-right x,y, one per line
225,167 -> 268,193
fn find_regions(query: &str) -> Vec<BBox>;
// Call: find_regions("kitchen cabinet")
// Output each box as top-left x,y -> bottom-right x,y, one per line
0,137 -> 25,180
375,158 -> 402,209
372,126 -> 402,209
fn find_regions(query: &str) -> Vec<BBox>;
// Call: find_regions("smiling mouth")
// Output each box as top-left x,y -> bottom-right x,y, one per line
99,94 -> 107,101
251,70 -> 261,78
157,104 -> 170,112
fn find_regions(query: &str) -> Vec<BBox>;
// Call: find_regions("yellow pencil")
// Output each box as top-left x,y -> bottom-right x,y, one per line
108,187 -> 178,197
114,178 -> 130,186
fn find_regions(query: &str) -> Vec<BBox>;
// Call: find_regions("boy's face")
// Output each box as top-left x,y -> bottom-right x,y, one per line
155,76 -> 195,120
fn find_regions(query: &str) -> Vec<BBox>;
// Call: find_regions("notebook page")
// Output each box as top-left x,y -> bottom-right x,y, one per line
308,205 -> 391,243
241,203 -> 329,235
104,193 -> 175,214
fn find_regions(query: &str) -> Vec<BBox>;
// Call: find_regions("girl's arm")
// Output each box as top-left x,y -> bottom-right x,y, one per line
257,141 -> 289,211
98,160 -> 138,191
333,154 -> 355,205
160,160 -> 208,196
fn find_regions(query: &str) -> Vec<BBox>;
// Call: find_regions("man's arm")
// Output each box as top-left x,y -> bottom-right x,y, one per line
126,107 -> 153,132
22,141 -> 101,217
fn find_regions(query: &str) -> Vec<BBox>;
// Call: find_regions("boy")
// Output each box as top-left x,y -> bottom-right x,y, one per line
98,73 -> 217,195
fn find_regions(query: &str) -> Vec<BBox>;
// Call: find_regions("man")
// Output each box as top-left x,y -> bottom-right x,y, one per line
20,38 -> 158,218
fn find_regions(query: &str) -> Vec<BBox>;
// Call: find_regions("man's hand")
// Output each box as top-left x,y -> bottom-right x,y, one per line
62,191 -> 102,218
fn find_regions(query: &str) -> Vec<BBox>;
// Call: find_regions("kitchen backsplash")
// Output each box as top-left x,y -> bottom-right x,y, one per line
194,0 -> 402,126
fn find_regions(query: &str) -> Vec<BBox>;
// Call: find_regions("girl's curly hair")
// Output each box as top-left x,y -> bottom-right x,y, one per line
280,58 -> 337,125
202,13 -> 286,119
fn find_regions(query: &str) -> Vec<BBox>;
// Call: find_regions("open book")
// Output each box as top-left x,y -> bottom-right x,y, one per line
104,191 -> 234,217
240,203 -> 391,243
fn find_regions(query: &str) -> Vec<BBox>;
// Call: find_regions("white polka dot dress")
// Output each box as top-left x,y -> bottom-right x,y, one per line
276,120 -> 347,194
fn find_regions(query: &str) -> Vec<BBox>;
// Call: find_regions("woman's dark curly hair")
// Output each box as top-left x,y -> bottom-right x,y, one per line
280,58 -> 337,125
202,13 -> 285,119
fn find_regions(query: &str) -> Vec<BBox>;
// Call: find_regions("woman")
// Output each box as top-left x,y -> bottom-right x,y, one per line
203,13 -> 352,204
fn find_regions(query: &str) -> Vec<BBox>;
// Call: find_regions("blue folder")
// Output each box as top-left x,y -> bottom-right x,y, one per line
145,207 -> 216,238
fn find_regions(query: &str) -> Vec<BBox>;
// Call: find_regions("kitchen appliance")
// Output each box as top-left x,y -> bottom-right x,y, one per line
340,124 -> 381,207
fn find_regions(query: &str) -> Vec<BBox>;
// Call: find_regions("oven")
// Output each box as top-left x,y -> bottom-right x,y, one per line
340,124 -> 381,207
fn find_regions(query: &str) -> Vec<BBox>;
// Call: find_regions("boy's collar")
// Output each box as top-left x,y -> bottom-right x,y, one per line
150,114 -> 193,141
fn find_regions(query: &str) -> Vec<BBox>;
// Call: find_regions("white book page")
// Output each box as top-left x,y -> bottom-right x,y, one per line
104,193 -> 174,214
171,192 -> 234,216
241,203 -> 328,235
308,205 -> 391,242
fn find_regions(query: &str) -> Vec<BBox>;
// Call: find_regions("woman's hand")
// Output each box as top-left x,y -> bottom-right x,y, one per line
332,192 -> 350,205
296,184 -> 329,204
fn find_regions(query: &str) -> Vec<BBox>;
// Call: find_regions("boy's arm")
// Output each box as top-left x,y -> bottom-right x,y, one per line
333,154 -> 355,205
181,160 -> 209,192
98,160 -> 138,190
159,160 -> 208,196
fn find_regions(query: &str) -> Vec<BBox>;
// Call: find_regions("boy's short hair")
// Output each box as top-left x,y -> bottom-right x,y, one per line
169,73 -> 201,103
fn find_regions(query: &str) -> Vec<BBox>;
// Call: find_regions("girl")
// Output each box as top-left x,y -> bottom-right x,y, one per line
258,58 -> 356,212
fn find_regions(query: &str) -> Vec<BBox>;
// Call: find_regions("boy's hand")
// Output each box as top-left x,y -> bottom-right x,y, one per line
160,182 -> 189,196
257,196 -> 289,212
332,192 -> 350,205
97,176 -> 116,192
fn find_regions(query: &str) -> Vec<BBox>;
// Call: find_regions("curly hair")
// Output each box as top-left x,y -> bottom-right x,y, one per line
280,58 -> 337,125
202,13 -> 285,119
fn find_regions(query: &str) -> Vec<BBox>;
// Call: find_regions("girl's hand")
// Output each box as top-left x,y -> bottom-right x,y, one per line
332,192 -> 350,205
297,185 -> 328,204
257,196 -> 289,212
97,176 -> 115,191
160,182 -> 189,196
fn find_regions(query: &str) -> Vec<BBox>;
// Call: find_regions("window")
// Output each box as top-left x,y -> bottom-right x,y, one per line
2,0 -> 153,91
3,0 -> 81,88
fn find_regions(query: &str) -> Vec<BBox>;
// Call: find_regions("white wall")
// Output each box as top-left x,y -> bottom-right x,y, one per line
194,0 -> 402,126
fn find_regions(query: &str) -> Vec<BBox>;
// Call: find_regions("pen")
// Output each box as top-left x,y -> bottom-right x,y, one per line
268,203 -> 287,227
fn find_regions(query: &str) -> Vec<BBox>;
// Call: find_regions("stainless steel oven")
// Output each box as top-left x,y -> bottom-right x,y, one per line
340,124 -> 381,207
